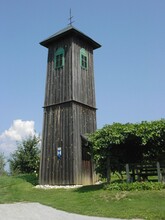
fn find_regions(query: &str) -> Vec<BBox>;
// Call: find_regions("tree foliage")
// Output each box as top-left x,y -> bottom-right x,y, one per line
88,119 -> 165,179
9,135 -> 40,175
0,152 -> 6,176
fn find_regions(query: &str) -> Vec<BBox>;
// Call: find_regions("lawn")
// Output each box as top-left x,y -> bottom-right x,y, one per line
0,175 -> 165,220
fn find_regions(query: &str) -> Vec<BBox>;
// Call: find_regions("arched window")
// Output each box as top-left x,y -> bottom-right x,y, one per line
54,47 -> 65,69
80,48 -> 88,70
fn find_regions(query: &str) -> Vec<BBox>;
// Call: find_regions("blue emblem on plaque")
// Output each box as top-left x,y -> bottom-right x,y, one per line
57,147 -> 62,159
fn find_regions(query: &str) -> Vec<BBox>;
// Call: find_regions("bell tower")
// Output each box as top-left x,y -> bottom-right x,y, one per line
39,26 -> 101,185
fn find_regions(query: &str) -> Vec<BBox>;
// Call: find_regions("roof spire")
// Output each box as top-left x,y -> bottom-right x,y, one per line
68,8 -> 74,26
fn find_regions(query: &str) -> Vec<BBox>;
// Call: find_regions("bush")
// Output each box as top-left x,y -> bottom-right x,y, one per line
0,152 -> 6,176
16,174 -> 39,186
9,135 -> 40,175
104,182 -> 165,191
89,119 -> 165,181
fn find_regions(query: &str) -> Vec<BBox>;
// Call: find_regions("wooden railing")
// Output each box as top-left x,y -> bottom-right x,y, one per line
125,162 -> 165,182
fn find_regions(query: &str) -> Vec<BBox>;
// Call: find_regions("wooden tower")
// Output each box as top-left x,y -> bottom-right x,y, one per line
39,26 -> 101,185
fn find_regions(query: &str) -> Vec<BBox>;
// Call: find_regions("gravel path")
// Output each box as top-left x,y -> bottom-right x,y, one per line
0,202 -> 135,220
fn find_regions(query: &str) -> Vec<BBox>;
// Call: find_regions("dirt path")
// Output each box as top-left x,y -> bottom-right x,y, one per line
0,202 -> 142,220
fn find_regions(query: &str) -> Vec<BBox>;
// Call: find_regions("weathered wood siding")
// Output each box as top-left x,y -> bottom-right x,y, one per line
72,102 -> 96,184
39,102 -> 96,185
72,37 -> 96,108
44,37 -> 73,107
44,36 -> 96,108
40,103 -> 74,185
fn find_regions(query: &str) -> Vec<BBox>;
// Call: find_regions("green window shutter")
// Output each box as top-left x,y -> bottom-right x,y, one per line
80,48 -> 88,70
54,47 -> 65,69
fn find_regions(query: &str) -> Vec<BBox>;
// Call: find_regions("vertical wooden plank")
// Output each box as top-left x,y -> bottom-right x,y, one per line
39,111 -> 47,184
72,103 -> 76,184
64,107 -> 67,185
47,109 -> 51,184
48,109 -> 53,184
44,110 -> 49,184
53,107 -> 57,184
50,110 -> 54,184
61,106 -> 65,184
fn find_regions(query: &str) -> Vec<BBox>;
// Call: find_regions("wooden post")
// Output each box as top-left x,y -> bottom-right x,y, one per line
107,156 -> 111,184
161,168 -> 165,183
157,161 -> 161,182
126,164 -> 130,183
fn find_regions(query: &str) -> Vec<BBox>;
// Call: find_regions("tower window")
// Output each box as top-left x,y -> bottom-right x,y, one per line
80,48 -> 88,70
54,48 -> 64,69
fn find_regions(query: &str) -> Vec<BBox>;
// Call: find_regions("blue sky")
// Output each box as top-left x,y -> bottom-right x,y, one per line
0,0 -> 165,156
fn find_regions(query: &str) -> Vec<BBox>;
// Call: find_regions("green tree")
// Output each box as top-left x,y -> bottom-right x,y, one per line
89,119 -> 165,182
0,152 -> 6,176
89,123 -> 141,180
9,135 -> 40,175
137,120 -> 165,161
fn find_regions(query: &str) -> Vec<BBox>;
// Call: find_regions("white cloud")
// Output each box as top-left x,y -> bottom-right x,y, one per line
0,119 -> 36,158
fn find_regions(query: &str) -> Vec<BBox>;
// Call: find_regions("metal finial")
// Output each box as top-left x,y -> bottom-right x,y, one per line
68,8 -> 75,26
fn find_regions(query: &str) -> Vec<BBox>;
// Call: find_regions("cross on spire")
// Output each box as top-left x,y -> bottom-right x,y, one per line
68,8 -> 75,26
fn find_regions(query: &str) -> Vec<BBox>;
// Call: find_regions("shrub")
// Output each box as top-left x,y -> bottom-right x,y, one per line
9,135 -> 40,175
104,182 -> 165,191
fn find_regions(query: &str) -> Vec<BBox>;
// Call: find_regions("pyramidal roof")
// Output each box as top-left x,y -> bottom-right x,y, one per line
40,25 -> 101,49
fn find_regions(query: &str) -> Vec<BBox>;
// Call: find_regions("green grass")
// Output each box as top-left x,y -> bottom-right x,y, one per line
0,175 -> 165,220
